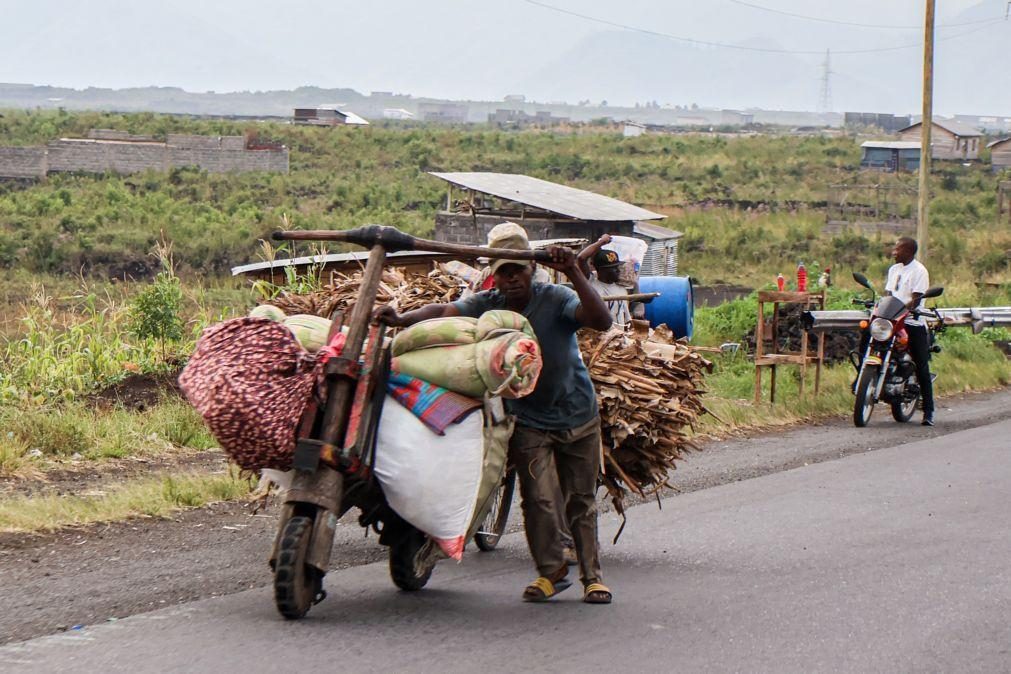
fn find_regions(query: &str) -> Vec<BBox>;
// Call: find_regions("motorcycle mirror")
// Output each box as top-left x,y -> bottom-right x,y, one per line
852,272 -> 873,290
923,286 -> 944,299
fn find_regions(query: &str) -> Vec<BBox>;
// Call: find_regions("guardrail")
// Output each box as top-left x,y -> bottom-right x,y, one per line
803,307 -> 1011,335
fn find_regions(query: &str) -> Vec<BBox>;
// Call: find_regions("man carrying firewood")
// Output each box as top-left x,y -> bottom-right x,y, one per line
375,222 -> 615,604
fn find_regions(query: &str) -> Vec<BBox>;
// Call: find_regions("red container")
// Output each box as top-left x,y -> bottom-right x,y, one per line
796,262 -> 807,292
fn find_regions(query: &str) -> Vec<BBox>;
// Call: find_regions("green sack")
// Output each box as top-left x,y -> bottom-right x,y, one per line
283,314 -> 332,353
391,316 -> 479,357
391,343 -> 486,397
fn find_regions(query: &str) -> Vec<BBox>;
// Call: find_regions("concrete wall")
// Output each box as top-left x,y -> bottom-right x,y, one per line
48,140 -> 169,174
0,133 -> 288,178
0,147 -> 47,178
434,212 -> 633,245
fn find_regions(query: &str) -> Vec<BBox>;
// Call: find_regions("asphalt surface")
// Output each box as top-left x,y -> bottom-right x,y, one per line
3,388 -> 1010,646
3,415 -> 1009,673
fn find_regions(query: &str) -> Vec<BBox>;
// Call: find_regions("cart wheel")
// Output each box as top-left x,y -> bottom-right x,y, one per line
389,527 -> 433,592
474,469 -> 516,552
274,515 -> 324,619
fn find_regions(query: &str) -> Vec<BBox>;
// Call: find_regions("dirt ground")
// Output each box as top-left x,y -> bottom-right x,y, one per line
2,387 -> 1010,645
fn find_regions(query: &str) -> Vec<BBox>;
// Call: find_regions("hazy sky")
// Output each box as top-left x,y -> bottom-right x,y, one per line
1,0 -> 1005,111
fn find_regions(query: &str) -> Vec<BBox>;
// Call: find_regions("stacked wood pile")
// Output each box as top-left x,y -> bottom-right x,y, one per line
266,267 -> 468,319
579,326 -> 712,534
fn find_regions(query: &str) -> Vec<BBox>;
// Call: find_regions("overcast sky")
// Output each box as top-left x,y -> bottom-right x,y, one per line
0,0 -> 1005,112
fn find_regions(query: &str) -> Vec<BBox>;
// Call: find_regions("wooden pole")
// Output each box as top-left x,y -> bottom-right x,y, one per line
917,0 -> 935,259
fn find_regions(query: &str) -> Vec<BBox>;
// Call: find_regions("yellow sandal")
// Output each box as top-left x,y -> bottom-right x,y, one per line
583,582 -> 612,604
522,576 -> 572,602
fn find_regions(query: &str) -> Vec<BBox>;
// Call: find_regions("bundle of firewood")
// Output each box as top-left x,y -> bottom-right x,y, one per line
266,267 -> 468,319
578,325 -> 712,533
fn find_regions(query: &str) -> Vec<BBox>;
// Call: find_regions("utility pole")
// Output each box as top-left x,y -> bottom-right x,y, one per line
917,0 -> 935,259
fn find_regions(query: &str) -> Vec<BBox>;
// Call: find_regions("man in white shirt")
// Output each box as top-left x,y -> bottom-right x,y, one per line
884,236 -> 935,426
577,235 -> 645,329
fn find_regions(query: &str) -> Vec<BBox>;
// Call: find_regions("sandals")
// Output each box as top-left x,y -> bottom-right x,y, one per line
583,582 -> 612,604
522,575 -> 572,602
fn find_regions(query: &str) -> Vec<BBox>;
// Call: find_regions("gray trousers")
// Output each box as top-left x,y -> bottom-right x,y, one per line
509,416 -> 603,585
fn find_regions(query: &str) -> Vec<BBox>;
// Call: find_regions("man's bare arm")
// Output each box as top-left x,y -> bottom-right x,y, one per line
374,303 -> 460,328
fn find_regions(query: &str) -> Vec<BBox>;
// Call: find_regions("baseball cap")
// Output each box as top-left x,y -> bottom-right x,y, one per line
592,248 -> 622,268
486,222 -> 533,274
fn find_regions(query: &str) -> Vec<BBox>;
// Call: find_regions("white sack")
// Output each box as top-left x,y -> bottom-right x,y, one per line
374,395 -> 485,560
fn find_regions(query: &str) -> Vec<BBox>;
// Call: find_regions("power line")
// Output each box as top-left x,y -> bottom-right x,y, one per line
522,0 -> 1003,56
727,0 -> 1002,30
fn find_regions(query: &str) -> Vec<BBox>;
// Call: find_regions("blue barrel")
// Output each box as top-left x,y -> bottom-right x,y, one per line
639,276 -> 694,340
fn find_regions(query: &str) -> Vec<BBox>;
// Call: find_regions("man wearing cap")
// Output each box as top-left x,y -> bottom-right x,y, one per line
578,234 -> 645,328
375,222 -> 615,604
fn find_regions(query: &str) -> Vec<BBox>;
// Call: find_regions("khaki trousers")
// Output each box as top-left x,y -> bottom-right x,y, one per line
509,416 -> 603,585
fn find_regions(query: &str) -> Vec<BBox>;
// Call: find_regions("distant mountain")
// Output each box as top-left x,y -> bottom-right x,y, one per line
517,3 -> 1010,115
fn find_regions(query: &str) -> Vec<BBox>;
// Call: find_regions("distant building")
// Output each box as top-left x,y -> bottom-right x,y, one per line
418,102 -> 468,123
720,110 -> 754,126
860,141 -> 921,172
489,109 -> 567,126
844,112 -> 911,133
898,119 -> 981,160
623,121 -> 646,137
504,94 -> 526,103
293,106 -> 369,126
988,137 -> 1011,173
382,108 -> 415,120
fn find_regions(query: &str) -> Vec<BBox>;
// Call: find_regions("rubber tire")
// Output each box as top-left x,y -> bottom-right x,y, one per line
891,380 -> 918,423
389,528 -> 433,592
853,365 -> 879,428
274,515 -> 322,620
474,469 -> 516,552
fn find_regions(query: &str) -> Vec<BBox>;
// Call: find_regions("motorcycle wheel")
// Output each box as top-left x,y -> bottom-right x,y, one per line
474,469 -> 516,552
891,385 -> 918,423
853,364 -> 879,428
389,527 -> 433,592
274,515 -> 324,620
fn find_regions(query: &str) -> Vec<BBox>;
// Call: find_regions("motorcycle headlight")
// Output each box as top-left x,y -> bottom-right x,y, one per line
870,317 -> 893,341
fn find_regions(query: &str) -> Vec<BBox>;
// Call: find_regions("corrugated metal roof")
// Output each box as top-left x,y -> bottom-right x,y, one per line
634,221 -> 682,240
986,137 -> 1011,149
430,172 -> 665,222
230,238 -> 588,276
861,141 -> 922,150
899,119 -> 981,137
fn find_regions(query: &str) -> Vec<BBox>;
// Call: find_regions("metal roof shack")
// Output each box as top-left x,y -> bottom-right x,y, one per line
230,238 -> 587,281
430,171 -> 679,276
860,141 -> 922,172
898,119 -> 981,160
988,137 -> 1011,173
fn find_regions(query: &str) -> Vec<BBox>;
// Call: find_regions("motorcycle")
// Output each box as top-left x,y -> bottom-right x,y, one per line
850,272 -> 944,427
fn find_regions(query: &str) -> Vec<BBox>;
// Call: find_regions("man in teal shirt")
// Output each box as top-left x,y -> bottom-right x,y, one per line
376,223 -> 614,604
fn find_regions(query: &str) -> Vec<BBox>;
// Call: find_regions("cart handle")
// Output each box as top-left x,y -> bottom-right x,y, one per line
273,224 -> 553,263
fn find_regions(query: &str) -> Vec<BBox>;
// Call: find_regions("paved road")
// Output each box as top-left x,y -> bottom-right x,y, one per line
4,418 -> 1009,673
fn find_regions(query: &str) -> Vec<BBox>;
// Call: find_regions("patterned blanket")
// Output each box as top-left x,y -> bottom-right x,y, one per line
386,372 -> 483,435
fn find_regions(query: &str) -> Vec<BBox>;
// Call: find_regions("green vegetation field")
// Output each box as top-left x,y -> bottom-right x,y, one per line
1,109 -> 1009,531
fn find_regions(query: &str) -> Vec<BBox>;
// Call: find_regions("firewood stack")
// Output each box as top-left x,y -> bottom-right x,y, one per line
578,326 -> 713,533
266,267 -> 468,319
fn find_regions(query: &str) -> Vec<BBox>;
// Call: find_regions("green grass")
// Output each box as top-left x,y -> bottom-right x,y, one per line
0,471 -> 253,533
0,399 -> 216,463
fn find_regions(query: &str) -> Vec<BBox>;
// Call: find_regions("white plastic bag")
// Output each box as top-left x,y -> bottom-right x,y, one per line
604,235 -> 649,286
374,396 -> 485,560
